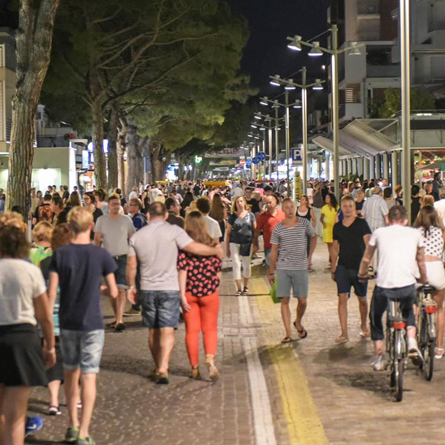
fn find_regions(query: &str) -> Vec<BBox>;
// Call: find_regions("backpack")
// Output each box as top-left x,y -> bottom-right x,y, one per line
38,204 -> 53,222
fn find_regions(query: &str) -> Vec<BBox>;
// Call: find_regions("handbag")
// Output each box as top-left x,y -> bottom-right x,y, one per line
270,276 -> 280,304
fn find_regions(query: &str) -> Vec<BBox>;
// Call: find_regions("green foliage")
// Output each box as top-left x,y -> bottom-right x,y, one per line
42,0 -> 255,152
370,88 -> 436,118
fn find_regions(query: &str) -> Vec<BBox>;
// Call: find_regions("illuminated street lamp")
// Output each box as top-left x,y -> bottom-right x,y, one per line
262,92 -> 302,192
287,26 -> 363,199
269,68 -> 325,193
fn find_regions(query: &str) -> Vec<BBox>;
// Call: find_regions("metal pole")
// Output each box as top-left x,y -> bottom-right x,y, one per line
332,25 -> 340,200
391,151 -> 398,193
400,0 -> 411,220
252,144 -> 256,181
268,121 -> 273,178
302,67 -> 308,194
285,91 -> 291,195
274,105 -> 279,183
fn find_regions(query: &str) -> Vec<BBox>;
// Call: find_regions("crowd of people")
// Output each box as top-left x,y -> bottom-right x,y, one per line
0,173 -> 445,445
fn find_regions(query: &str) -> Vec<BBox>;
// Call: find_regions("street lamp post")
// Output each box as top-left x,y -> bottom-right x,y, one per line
400,0 -> 411,220
269,69 -> 323,193
285,91 -> 291,193
287,27 -> 363,199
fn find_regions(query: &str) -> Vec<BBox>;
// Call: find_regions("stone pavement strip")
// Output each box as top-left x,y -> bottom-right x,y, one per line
26,243 -> 445,445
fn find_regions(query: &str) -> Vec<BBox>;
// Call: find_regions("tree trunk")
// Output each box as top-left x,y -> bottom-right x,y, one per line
6,0 -> 61,216
117,117 -> 127,191
125,123 -> 145,196
154,150 -> 170,182
92,98 -> 107,188
107,105 -> 119,190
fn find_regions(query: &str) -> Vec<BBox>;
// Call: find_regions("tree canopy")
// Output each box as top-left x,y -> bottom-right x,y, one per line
43,0 -> 255,185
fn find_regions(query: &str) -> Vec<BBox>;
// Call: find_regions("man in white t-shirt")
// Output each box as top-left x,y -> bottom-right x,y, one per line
129,186 -> 139,201
358,205 -> 427,371
232,181 -> 244,199
196,197 -> 222,242
149,184 -> 164,204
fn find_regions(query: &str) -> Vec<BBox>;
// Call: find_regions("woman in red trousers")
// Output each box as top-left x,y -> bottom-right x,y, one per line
178,211 -> 222,381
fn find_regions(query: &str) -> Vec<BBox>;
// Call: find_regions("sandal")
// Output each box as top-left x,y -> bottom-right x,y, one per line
293,321 -> 308,339
360,330 -> 370,338
241,287 -> 249,296
235,290 -> 242,296
281,337 -> 292,344
334,336 -> 349,344
190,366 -> 200,380
48,405 -> 61,416
435,347 -> 445,359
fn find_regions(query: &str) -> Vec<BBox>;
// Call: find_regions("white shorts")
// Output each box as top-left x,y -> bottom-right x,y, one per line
425,261 -> 445,291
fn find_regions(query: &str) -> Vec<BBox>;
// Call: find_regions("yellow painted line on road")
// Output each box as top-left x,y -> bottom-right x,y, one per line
252,278 -> 329,445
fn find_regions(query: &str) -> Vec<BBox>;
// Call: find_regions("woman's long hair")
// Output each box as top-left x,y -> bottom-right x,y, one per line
414,205 -> 443,236
232,196 -> 248,213
209,193 -> 225,222
68,192 -> 81,207
299,195 -> 312,209
181,191 -> 194,209
185,211 -> 217,247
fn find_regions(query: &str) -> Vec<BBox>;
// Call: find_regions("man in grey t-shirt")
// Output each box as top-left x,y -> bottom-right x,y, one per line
95,195 -> 135,331
127,202 -> 223,384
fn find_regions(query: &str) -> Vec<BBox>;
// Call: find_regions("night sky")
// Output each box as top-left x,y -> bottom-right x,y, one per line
225,0 -> 330,94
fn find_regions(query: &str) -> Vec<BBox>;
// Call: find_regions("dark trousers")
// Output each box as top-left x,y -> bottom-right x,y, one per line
369,284 -> 416,341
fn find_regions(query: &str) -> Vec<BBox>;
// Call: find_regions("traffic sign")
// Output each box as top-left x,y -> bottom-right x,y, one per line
291,148 -> 302,162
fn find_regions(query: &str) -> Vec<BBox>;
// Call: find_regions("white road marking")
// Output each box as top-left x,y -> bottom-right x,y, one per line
238,295 -> 277,445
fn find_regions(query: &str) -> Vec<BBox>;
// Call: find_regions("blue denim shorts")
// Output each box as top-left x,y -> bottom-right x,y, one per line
139,291 -> 180,329
60,329 -> 105,374
113,255 -> 127,289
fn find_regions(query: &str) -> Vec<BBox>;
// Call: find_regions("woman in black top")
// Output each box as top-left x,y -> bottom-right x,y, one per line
226,196 -> 256,296
180,191 -> 194,218
84,192 -> 103,240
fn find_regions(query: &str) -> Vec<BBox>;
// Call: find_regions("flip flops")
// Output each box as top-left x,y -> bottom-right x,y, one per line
293,321 -> 308,339
281,337 -> 292,344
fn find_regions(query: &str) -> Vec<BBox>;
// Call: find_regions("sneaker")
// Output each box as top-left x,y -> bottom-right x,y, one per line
123,308 -> 141,317
115,322 -> 126,332
372,355 -> 385,371
76,436 -> 95,445
407,338 -> 423,365
48,405 -> 61,416
65,427 -> 80,443
25,416 -> 43,437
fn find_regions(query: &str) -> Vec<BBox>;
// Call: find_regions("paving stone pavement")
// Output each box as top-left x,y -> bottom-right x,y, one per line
25,242 -> 445,445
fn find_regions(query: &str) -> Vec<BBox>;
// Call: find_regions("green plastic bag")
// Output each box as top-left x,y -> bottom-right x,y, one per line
270,276 -> 280,304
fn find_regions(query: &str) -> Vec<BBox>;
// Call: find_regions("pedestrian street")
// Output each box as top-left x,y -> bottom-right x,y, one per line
26,243 -> 445,445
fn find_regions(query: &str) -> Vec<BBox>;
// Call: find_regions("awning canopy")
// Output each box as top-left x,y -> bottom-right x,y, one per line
312,119 -> 399,159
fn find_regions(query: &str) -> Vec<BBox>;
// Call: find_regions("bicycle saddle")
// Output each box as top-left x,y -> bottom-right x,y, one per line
420,285 -> 436,293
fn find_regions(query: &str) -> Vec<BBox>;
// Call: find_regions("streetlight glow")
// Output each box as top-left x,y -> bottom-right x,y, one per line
260,96 -> 269,106
293,100 -> 302,109
270,75 -> 281,86
312,79 -> 324,90
308,41 -> 323,57
287,35 -> 302,51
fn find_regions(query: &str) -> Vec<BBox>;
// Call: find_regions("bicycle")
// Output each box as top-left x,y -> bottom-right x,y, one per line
416,285 -> 437,381
386,298 -> 408,402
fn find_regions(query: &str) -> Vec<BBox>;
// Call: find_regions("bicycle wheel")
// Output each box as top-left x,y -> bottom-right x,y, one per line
422,340 -> 435,381
395,359 -> 404,402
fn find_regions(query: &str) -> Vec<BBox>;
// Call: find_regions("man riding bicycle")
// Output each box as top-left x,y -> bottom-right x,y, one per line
358,206 -> 428,371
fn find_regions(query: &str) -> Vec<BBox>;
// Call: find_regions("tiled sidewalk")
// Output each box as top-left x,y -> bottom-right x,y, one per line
26,243 -> 445,444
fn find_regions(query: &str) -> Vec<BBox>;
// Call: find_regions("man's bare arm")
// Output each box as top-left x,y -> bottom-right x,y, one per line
358,244 -> 377,278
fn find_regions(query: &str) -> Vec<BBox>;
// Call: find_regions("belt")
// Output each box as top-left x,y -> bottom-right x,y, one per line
113,254 -> 127,260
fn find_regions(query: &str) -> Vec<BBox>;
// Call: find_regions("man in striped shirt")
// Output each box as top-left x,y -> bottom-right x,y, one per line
268,198 -> 317,343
